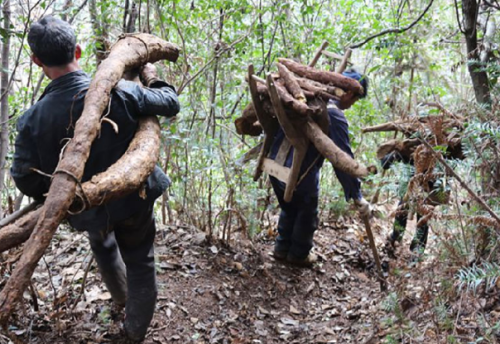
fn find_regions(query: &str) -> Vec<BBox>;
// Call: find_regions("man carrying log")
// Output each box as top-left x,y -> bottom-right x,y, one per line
270,70 -> 373,267
10,16 -> 179,341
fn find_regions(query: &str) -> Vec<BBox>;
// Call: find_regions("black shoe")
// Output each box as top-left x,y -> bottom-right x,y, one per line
272,249 -> 288,261
286,253 -> 317,267
410,226 -> 429,253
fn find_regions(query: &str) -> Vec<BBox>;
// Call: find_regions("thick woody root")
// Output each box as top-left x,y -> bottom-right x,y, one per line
0,208 -> 41,253
0,117 -> 161,253
304,120 -> 368,178
236,59 -> 354,136
234,104 -> 262,136
376,138 -> 420,160
278,58 -> 364,96
276,63 -> 306,103
0,34 -> 179,325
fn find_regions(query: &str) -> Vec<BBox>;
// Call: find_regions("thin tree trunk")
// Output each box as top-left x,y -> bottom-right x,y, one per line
0,0 -> 11,219
461,0 -> 491,105
89,0 -> 108,65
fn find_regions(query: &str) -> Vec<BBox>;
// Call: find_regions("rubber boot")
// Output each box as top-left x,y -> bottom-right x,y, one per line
410,225 -> 429,253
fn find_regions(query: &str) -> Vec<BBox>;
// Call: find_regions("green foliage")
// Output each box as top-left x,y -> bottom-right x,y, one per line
457,262 -> 500,294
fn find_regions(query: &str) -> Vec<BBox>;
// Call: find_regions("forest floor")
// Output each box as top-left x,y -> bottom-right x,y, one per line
1,201 -> 499,343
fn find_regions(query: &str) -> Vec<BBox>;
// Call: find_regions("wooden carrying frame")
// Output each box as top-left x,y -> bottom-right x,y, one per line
250,41 -> 351,202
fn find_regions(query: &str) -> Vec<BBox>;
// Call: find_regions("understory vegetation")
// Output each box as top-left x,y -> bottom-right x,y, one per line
1,0 -> 500,342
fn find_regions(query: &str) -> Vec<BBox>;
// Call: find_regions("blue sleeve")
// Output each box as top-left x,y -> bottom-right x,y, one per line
328,108 -> 362,201
115,79 -> 180,118
10,115 -> 49,200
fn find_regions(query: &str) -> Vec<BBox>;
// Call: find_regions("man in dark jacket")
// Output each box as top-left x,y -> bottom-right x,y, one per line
269,70 -> 372,267
10,16 -> 180,341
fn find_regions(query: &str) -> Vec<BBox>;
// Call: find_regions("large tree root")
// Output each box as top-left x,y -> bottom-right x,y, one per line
278,58 -> 364,96
0,34 -> 179,325
304,120 -> 368,178
0,117 -> 161,253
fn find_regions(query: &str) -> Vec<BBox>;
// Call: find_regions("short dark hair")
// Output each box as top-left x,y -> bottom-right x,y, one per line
28,16 -> 76,67
342,69 -> 369,99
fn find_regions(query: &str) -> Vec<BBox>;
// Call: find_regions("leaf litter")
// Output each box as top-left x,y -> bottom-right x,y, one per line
1,202 -> 499,343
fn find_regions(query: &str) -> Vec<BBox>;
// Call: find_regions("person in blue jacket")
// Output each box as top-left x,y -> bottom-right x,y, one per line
269,70 -> 372,267
11,16 -> 180,342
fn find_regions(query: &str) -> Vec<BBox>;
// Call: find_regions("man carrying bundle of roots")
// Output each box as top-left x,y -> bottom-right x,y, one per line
10,16 -> 180,342
270,70 -> 373,267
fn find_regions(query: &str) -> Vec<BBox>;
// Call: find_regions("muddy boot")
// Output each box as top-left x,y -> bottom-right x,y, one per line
123,289 -> 157,342
273,246 -> 288,261
410,225 -> 429,254
287,252 -> 318,268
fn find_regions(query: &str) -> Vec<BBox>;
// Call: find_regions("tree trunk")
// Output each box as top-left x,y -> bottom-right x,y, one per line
89,0 -> 109,65
461,0 -> 491,105
0,0 -> 11,219
0,34 -> 179,325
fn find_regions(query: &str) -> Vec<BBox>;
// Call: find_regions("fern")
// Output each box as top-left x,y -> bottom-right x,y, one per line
457,262 -> 500,294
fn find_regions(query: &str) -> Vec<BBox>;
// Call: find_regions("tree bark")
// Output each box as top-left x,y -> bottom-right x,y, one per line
0,0 -> 11,219
278,58 -> 364,96
276,63 -> 306,103
274,80 -> 319,116
295,77 -> 341,101
0,34 -> 179,325
461,0 -> 491,105
478,5 -> 496,63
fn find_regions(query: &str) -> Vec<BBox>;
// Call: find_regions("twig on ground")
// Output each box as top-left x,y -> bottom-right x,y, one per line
71,256 -> 94,311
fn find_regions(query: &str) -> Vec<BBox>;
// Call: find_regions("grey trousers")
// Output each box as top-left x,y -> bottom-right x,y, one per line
87,204 -> 157,340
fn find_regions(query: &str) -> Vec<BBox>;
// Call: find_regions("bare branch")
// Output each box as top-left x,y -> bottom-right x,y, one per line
350,0 -> 435,49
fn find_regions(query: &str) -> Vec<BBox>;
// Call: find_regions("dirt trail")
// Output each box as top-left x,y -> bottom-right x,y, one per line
1,202 -> 495,343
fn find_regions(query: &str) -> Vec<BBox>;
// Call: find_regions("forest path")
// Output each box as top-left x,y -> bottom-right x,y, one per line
141,201 -> 428,343
2,202 -> 458,344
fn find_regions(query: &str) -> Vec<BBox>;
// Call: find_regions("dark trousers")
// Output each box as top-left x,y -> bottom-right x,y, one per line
270,177 -> 319,259
391,199 -> 429,252
87,204 -> 157,339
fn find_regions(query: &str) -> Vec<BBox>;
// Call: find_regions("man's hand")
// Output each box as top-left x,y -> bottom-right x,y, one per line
140,63 -> 160,87
354,198 -> 384,219
354,198 -> 372,218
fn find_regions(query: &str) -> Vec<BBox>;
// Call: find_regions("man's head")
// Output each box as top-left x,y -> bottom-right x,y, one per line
28,16 -> 80,69
338,69 -> 369,110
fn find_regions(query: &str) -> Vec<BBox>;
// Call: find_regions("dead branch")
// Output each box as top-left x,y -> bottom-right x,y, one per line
0,202 -> 39,228
350,0 -> 435,49
361,121 -> 415,135
418,137 -> 500,228
295,77 -> 342,101
274,80 -> 319,116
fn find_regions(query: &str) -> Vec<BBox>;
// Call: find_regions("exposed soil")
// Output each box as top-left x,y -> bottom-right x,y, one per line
1,202 -> 499,343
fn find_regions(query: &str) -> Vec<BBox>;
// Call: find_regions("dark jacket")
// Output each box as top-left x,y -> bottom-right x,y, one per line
269,100 -> 361,201
11,70 -> 180,230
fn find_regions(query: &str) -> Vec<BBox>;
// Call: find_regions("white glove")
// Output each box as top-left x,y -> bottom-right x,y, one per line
354,198 -> 372,218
